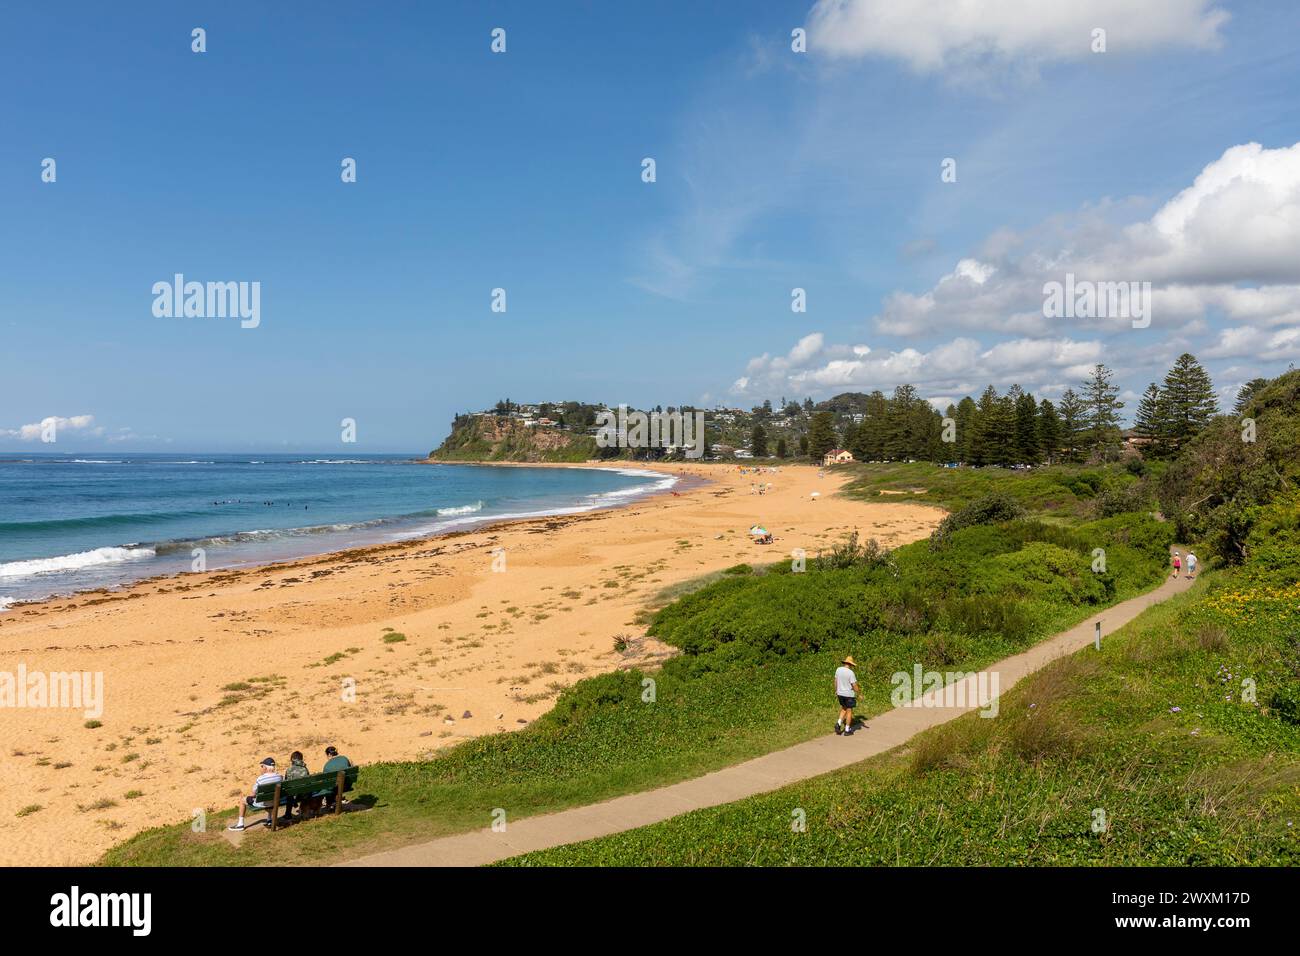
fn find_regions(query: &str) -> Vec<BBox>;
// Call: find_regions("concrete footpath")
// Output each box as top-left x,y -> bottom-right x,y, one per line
342,569 -> 1194,867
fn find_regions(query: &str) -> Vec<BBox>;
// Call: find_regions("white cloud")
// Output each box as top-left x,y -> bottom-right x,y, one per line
874,142 -> 1300,337
730,332 -> 1102,400
0,414 -> 101,441
1122,142 -> 1300,284
1202,325 -> 1300,360
874,257 -> 1050,336
806,0 -> 1228,72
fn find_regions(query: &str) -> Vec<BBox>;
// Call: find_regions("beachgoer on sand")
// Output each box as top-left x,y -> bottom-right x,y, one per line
1172,550 -> 1182,578
835,656 -> 859,736
229,757 -> 282,830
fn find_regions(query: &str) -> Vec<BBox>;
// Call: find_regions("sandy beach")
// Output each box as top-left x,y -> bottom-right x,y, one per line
0,461 -> 941,865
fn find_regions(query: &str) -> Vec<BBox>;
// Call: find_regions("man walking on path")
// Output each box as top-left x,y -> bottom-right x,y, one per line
835,656 -> 859,736
1186,552 -> 1198,578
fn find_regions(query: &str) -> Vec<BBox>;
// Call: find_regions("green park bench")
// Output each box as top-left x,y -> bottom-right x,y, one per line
252,765 -> 359,831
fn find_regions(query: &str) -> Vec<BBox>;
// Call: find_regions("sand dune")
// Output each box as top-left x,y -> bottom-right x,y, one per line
0,462 -> 940,865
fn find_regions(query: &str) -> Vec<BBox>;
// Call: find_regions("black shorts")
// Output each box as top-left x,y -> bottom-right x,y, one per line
837,695 -> 856,709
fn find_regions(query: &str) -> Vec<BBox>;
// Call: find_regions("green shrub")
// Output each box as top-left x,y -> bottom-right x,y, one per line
1239,494 -> 1300,586
1095,480 -> 1150,518
940,594 -> 1033,644
977,542 -> 1107,606
814,531 -> 894,571
545,670 -> 643,728
1060,471 -> 1106,498
1268,684 -> 1300,726
930,493 -> 1026,547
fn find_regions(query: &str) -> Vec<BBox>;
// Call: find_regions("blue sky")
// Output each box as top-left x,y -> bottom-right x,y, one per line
2,0 -> 1298,451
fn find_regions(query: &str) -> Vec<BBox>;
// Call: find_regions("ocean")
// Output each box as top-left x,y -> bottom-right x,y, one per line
0,454 -> 675,609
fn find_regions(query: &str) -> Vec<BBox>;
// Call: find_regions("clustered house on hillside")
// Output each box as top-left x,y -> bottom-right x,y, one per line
823,449 -> 855,466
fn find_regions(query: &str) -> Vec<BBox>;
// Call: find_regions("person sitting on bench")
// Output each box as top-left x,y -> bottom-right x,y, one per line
228,757 -> 282,830
282,751 -> 311,819
320,746 -> 353,811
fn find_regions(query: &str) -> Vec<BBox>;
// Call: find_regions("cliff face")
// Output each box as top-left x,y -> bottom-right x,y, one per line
429,416 -> 597,462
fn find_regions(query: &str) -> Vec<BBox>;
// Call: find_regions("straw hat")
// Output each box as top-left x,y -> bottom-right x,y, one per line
841,655 -> 856,667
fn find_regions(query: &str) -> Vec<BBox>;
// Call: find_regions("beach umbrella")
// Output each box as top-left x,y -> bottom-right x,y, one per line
810,491 -> 821,499
749,525 -> 768,536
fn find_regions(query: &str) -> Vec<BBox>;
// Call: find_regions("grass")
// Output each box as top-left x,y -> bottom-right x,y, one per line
500,572 -> 1300,866
100,474 -> 1172,866
839,461 -> 1137,518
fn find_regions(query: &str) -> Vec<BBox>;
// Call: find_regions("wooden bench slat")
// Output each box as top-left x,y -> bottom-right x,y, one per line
254,766 -> 357,801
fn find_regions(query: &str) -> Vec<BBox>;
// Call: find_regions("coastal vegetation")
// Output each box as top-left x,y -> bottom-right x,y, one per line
500,372 -> 1300,866
505,574 -> 1300,865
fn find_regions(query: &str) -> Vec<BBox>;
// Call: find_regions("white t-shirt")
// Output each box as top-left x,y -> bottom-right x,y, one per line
1187,554 -> 1197,568
251,771 -> 283,807
835,666 -> 857,696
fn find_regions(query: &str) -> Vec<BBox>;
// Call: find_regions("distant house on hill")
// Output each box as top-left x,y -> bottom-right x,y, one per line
823,448 -> 855,466
1121,428 -> 1153,452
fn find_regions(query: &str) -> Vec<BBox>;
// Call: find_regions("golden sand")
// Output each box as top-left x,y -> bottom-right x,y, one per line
0,462 -> 940,865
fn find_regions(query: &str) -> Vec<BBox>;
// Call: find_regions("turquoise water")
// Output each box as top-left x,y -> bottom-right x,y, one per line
0,454 -> 673,607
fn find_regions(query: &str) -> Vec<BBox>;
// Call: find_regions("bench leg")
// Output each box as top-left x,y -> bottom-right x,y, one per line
271,783 -> 281,832
334,770 -> 345,815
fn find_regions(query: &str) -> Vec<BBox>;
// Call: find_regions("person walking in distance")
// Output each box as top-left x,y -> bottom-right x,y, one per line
835,655 -> 860,737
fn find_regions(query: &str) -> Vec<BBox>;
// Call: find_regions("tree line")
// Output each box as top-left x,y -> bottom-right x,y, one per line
795,354 -> 1220,467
